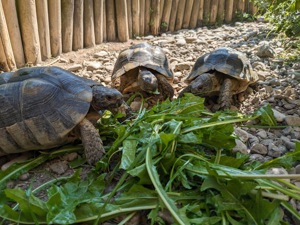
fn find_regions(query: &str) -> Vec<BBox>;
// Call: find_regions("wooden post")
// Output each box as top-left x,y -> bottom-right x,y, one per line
115,0 -> 129,42
182,0 -> 194,29
131,0 -> 140,37
225,0 -> 234,23
161,0 -> 172,32
202,0 -> 210,25
84,0 -> 95,48
144,0 -> 151,34
103,0 -> 107,41
35,0 -> 51,60
140,0 -> 145,36
150,0 -> 160,35
48,0 -> 61,57
61,0 -> 74,53
217,0 -> 225,24
106,0 -> 117,41
189,0 -> 201,28
0,39 -> 9,71
249,1 -> 258,15
17,0 -> 41,65
237,0 -> 245,13
94,0 -> 104,44
159,0 -> 164,23
73,0 -> 83,50
232,0 -> 238,19
210,0 -> 219,25
175,0 -> 186,30
2,0 -> 25,67
168,0 -> 179,32
197,0 -> 204,26
126,0 -> 133,38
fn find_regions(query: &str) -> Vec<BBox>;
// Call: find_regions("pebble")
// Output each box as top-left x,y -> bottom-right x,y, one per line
48,161 -> 69,175
85,61 -> 102,71
257,130 -> 267,139
272,109 -> 286,122
234,128 -> 249,142
66,64 -> 82,72
250,143 -> 268,155
94,51 -> 109,57
232,139 -> 249,154
285,116 -> 300,126
174,62 -> 193,71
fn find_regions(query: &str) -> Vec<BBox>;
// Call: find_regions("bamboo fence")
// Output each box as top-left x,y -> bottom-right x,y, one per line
0,0 -> 257,71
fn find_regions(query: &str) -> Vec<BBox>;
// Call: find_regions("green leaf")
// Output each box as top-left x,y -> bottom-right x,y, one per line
253,104 -> 277,126
120,136 -> 137,170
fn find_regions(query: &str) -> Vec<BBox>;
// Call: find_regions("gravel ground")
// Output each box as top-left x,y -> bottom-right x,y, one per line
1,20 -> 300,224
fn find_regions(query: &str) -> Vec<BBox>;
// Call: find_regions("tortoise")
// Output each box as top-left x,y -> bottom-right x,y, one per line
111,42 -> 174,102
0,66 -> 124,165
179,47 -> 258,109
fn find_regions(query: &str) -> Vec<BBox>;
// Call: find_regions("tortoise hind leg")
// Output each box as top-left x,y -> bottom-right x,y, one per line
218,78 -> 233,109
79,118 -> 105,165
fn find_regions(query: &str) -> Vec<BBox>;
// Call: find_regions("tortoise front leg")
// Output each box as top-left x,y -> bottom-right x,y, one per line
218,78 -> 233,109
79,118 -> 105,165
157,75 -> 174,100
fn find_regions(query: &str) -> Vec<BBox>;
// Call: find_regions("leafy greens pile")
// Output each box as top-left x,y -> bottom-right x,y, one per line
1,94 -> 300,225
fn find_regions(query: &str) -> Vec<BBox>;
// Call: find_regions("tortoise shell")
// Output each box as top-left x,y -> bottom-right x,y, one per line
0,66 -> 99,156
186,47 -> 258,85
111,42 -> 174,90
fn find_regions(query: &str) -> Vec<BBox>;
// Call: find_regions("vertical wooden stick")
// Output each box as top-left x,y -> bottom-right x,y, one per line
84,0 -> 95,47
175,0 -> 186,30
182,0 -> 194,29
131,0 -> 140,37
103,0 -> 107,42
2,0 -> 25,67
210,0 -> 219,25
217,0 -> 225,24
61,0 -> 74,53
126,0 -> 133,38
17,0 -> 41,65
189,0 -> 200,29
202,0 -> 210,25
35,0 -> 51,60
159,0 -> 164,23
106,0 -> 117,41
48,0 -> 61,57
73,0 -> 83,50
115,0 -> 129,42
144,0 -> 151,34
161,0 -> 172,32
168,0 -> 179,32
0,38 -> 9,71
139,0 -> 145,36
225,0 -> 234,23
197,0 -> 204,27
94,0 -> 104,44
150,0 -> 160,35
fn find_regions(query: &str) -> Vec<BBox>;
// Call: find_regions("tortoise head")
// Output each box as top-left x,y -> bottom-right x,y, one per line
189,73 -> 217,96
138,68 -> 159,94
91,85 -> 124,112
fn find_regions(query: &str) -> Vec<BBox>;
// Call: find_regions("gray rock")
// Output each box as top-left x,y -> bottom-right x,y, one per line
49,161 -> 69,175
249,154 -> 266,163
85,61 -> 102,71
268,143 -> 282,158
280,136 -> 296,150
232,139 -> 249,154
234,128 -> 249,142
256,41 -> 276,58
251,143 -> 268,155
67,64 -> 82,72
272,109 -> 286,122
176,39 -> 186,46
257,130 -> 268,139
174,62 -> 193,71
285,116 -> 300,126
94,51 -> 109,58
